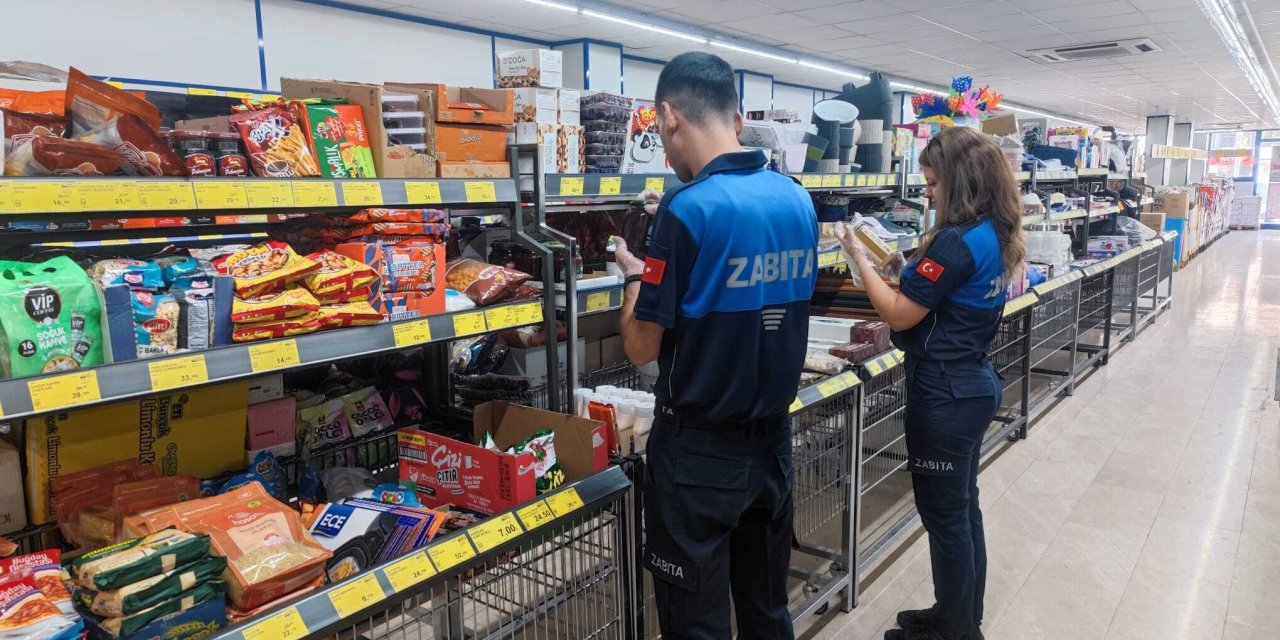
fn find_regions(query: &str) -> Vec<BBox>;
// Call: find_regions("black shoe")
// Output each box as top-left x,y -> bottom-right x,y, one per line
896,606 -> 938,631
884,626 -> 984,640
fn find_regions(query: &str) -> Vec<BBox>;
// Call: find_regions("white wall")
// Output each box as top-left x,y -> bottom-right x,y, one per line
623,59 -> 661,100
587,44 -> 623,94
773,84 -> 815,122
556,43 -> 586,91
741,73 -> 773,113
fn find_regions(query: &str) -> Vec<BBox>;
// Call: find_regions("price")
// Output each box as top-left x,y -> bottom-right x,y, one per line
856,175 -> 869,186
383,552 -> 436,592
328,574 -> 385,618
248,340 -> 300,372
560,176 -> 585,196
799,175 -> 821,188
137,182 -> 196,210
0,183 -> 12,210
644,177 -> 666,193
585,291 -> 611,312
599,176 -> 622,195
77,181 -> 139,210
242,608 -> 307,640
225,90 -> 256,100
468,513 -> 523,553
28,371 -> 101,413
464,181 -> 496,203
866,360 -> 884,377
485,302 -> 540,330
393,320 -> 432,347
100,239 -> 132,246
187,87 -> 219,96
291,181 -> 338,207
513,302 -> 542,324
789,397 -> 804,413
891,351 -> 905,365
148,355 -> 209,391
406,181 -> 443,204
818,250 -> 842,268
193,181 -> 247,209
545,487 -> 585,517
451,312 -> 487,337
844,175 -> 858,187
886,175 -> 898,185
246,182 -> 296,208
428,535 -> 477,572
342,181 -> 384,206
821,174 -> 841,187
817,376 -> 848,398
9,181 -> 75,212
516,500 -> 556,531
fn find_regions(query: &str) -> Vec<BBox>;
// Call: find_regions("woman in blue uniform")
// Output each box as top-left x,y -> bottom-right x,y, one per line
835,126 -> 1025,640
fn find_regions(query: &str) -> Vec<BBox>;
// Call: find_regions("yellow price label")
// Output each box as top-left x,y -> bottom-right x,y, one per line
886,175 -> 898,185
799,175 -> 820,188
328,573 -> 385,618
856,174 -> 869,186
100,239 -> 132,246
406,181 -> 443,204
383,552 -> 436,592
193,181 -> 247,209
242,607 -> 307,640
866,360 -> 884,377
821,174 -> 841,187
559,176 -> 585,196
148,355 -> 209,392
105,81 -> 125,89
516,500 -> 556,531
246,181 -> 296,208
292,181 -> 338,207
844,174 -> 857,187
585,291 -> 612,312
789,397 -> 804,413
225,90 -> 255,100
876,175 -> 889,186
484,305 -> 522,331
9,181 -> 77,212
187,87 -> 219,96
599,176 -> 622,195
248,340 -> 301,372
468,513 -> 523,553
136,182 -> 196,210
644,177 -> 666,193
393,319 -> 432,347
77,181 -> 139,210
817,377 -> 848,398
342,181 -> 384,206
428,535 -> 477,572
545,487 -> 585,517
261,95 -> 281,102
818,250 -> 842,268
0,183 -> 12,210
451,312 -> 487,337
513,301 -> 542,325
28,371 -> 101,413
464,181 -> 496,203
1004,294 -> 1036,315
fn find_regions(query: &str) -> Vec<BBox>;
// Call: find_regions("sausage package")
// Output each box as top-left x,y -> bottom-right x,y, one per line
214,241 -> 320,299
230,287 -> 320,324
4,136 -> 127,176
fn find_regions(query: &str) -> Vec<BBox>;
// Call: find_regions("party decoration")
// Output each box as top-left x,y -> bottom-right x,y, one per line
912,76 -> 1003,126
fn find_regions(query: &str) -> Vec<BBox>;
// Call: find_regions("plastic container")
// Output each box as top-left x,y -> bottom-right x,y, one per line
634,402 -> 655,451
585,131 -> 626,145
583,119 -> 628,134
581,103 -> 630,123
381,92 -> 420,112
585,142 -> 625,156
382,111 -> 426,130
385,126 -> 427,146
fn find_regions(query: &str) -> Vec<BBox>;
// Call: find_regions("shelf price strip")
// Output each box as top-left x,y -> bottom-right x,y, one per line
585,291 -> 612,312
245,182 -> 295,208
27,371 -> 100,413
242,607 -> 308,640
817,249 -> 844,268
382,552 -> 437,592
544,487 -> 586,517
464,181 -> 497,203
468,512 -> 523,553
248,340 -> 301,372
515,499 -> 556,531
559,176 -> 585,196
406,181 -> 443,204
428,535 -> 477,572
484,302 -> 542,331
644,177 -> 666,193
452,312 -> 487,337
392,319 -> 432,347
328,573 -> 387,619
292,181 -> 338,207
148,355 -> 209,392
599,176 -> 622,196
1004,293 -> 1037,315
341,181 -> 383,206
193,181 -> 247,209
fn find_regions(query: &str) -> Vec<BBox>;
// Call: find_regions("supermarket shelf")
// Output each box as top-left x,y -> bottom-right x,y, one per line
791,370 -> 861,414
1032,170 -> 1078,182
1004,291 -> 1038,316
217,467 -> 631,640
0,177 -> 518,215
1031,271 -> 1082,297
34,232 -> 268,248
0,298 -> 544,420
857,348 -> 904,380
542,172 -> 912,200
1022,208 -> 1090,226
816,236 -> 919,270
1078,168 -> 1109,177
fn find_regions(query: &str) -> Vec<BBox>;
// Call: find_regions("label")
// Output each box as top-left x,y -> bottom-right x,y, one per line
817,376 -> 848,398
393,319 -> 432,347
451,312 -> 487,337
242,608 -> 307,640
329,573 -> 385,618
0,183 -> 12,210
516,500 -> 556,531
248,340 -> 301,372
599,176 -> 622,195
77,181 -> 138,210
428,535 -> 477,572
291,181 -> 338,206
1004,293 -> 1036,315
844,175 -> 858,187
464,181 -> 497,203
246,181 -> 296,208
789,397 -> 804,413
560,176 -> 585,196
866,360 -> 884,377
821,174 -> 841,187
406,181 -> 443,204
484,305 -> 523,330
99,238 -> 132,246
28,371 -> 101,413
856,175 -> 869,186
799,175 -> 821,188
468,513 -> 523,553
137,182 -> 196,210
148,355 -> 209,391
644,177 -> 666,193
225,90 -> 256,100
585,291 -> 612,312
10,181 -> 77,212
383,552 -> 436,593
187,87 -> 219,96
342,181 -> 384,206
193,181 -> 247,209
545,487 -> 585,517
818,250 -> 842,268
105,81 -> 125,89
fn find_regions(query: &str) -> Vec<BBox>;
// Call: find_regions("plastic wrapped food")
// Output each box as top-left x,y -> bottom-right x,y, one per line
96,580 -> 224,638
0,256 -> 104,378
229,104 -> 320,177
584,130 -> 625,145
584,142 -> 625,156
341,386 -> 394,438
582,119 -> 627,134
585,154 -> 622,170
580,93 -> 632,108
87,258 -> 165,290
298,397 -> 352,451
851,321 -> 891,352
486,429 -> 565,495
0,575 -> 82,640
444,289 -> 476,312
314,286 -> 373,306
231,312 -> 322,342
231,287 -> 320,323
65,67 -> 161,136
1,109 -> 66,157
4,136 -> 127,176
215,241 -> 321,299
0,551 -> 72,615
131,291 -> 180,358
75,113 -> 188,177
69,529 -> 211,591
445,258 -> 533,306
112,477 -> 202,521
828,341 -> 878,363
351,222 -> 450,238
75,555 -> 226,617
217,451 -> 288,500
176,287 -> 216,351
304,251 -> 377,295
580,103 -> 630,123
316,302 -> 383,329
349,208 -> 446,224
804,349 -> 845,376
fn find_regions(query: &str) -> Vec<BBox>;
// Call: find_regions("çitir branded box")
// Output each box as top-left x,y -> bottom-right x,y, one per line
433,123 -> 508,163
397,401 -> 608,515
24,381 -> 249,524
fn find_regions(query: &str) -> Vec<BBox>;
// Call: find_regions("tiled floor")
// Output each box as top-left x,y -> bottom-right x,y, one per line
815,231 -> 1280,640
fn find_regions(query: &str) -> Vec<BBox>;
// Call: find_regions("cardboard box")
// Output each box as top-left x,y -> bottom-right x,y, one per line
1139,212 -> 1166,234
497,49 -> 563,89
83,594 -> 226,640
101,278 -> 234,363
513,88 -> 559,125
247,373 -> 284,404
246,396 -> 297,458
515,123 -> 559,174
0,440 -> 25,534
981,112 -> 1018,136
281,78 -> 436,178
415,83 -> 514,125
1153,191 -> 1194,219
496,338 -> 586,382
397,401 -> 607,514
24,382 -> 249,524
558,125 -> 584,174
369,290 -> 445,321
173,115 -> 233,133
433,123 -> 508,163
438,161 -> 511,178
559,89 -> 581,126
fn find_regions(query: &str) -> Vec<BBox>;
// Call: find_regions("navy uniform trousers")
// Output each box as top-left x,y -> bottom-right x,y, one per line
643,415 -> 794,640
904,357 -> 1002,640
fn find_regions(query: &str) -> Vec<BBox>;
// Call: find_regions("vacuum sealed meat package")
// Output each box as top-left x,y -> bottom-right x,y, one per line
445,258 -> 532,306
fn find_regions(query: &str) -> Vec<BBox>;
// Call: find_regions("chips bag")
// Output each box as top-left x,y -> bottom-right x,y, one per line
0,575 -> 82,640
214,241 -> 320,299
304,251 -> 377,296
230,287 -> 321,323
230,103 -> 320,177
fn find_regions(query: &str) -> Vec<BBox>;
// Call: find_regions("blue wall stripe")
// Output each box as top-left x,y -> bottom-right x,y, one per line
94,76 -> 266,95
254,0 -> 268,90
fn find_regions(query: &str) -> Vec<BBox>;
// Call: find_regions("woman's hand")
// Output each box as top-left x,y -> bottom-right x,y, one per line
833,222 -> 873,268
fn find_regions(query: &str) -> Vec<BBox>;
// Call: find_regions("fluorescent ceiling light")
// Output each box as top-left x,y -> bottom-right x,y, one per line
522,0 -> 578,11
798,60 -> 867,82
709,40 -> 797,64
1197,0 -> 1280,123
581,9 -> 708,43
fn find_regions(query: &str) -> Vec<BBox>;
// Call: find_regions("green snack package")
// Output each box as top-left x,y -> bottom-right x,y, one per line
69,529 -> 211,591
97,580 -> 225,638
76,555 -> 227,617
0,256 -> 103,378
506,429 -> 565,495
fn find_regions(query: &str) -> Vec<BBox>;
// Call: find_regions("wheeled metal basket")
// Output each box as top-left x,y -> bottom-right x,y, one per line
1028,275 -> 1082,414
988,299 -> 1033,448
1074,268 -> 1114,374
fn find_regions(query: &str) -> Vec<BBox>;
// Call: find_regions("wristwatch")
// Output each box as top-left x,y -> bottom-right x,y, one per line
625,274 -> 644,286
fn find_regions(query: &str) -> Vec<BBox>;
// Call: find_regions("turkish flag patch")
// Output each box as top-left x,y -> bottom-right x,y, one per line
918,258 -> 945,282
641,256 -> 667,285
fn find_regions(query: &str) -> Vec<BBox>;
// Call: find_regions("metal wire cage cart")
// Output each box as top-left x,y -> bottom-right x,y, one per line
852,353 -> 912,582
1074,267 -> 1115,374
987,296 -> 1034,448
1027,273 -> 1083,415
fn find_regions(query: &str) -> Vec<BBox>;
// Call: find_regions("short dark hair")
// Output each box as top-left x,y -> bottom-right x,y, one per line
655,52 -> 738,124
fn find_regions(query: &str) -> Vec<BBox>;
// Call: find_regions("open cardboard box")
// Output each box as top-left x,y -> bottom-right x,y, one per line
397,401 -> 607,515
411,83 -> 514,126
280,78 -> 436,178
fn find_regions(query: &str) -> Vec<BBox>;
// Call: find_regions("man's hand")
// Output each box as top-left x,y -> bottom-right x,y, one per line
614,237 -> 646,278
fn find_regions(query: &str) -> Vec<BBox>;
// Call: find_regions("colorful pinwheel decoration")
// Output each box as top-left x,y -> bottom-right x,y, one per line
912,76 -> 1004,126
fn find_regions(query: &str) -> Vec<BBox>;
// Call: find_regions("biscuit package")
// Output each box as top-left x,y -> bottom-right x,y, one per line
214,241 -> 320,299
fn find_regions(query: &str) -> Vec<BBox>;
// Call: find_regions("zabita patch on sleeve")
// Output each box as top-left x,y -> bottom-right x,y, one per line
917,258 -> 945,282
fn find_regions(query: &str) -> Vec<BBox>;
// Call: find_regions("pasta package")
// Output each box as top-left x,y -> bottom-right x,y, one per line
445,258 -> 533,306
0,576 -> 82,640
76,556 -> 226,617
214,241 -> 320,299
229,104 -> 320,177
0,551 -> 73,615
131,291 -> 180,358
316,302 -> 382,330
96,580 -> 225,638
69,529 -> 211,591
230,287 -> 320,324
303,251 -> 377,296
231,312 -> 322,343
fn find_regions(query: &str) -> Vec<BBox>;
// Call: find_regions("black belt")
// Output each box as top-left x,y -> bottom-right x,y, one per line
655,403 -> 788,432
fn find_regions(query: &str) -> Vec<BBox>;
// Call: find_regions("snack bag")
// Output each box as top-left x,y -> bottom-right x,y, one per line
0,89 -> 65,115
445,258 -> 533,305
314,286 -> 374,306
0,576 -> 82,640
65,67 -> 161,135
1,109 -> 67,156
231,312 -> 323,343
508,430 -> 565,495
316,302 -> 383,330
298,397 -> 352,451
218,451 -> 288,500
229,103 -> 320,177
0,551 -> 73,615
304,251 -> 377,296
334,104 -> 376,178
0,256 -> 103,378
87,258 -> 165,290
340,386 -> 394,438
230,287 -> 321,324
131,291 -> 180,358
214,241 -> 320,299
291,100 -> 351,178
349,209 -> 447,224
76,113 -> 188,177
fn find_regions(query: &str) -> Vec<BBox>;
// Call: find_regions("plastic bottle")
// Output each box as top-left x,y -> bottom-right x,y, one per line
634,402 -> 655,451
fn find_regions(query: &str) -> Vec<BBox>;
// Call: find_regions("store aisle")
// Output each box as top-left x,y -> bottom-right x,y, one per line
817,231 -> 1280,640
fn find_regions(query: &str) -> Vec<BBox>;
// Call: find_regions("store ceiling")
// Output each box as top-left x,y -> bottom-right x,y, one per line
346,0 -> 1280,132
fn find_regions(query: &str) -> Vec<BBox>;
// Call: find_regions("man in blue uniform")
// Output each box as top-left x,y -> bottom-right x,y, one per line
613,52 -> 818,640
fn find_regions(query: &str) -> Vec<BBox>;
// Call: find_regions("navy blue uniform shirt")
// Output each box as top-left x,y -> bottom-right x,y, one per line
635,150 -> 818,424
892,218 -> 1006,361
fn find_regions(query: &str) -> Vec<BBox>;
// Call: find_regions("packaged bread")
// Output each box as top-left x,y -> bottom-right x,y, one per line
214,241 -> 320,299
75,555 -> 226,617
68,529 -> 211,591
231,287 -> 320,324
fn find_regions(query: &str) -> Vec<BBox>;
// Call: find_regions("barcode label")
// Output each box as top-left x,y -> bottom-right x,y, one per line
398,445 -> 427,462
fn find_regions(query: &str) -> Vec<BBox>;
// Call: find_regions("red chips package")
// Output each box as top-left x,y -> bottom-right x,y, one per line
304,251 -> 377,296
214,241 -> 321,299
232,312 -> 323,343
230,288 -> 321,323
314,286 -> 374,306
230,104 -> 320,177
1,109 -> 67,155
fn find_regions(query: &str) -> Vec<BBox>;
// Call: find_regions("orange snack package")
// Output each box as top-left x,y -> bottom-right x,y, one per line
316,301 -> 383,329
230,287 -> 321,324
65,67 -> 161,136
214,241 -> 321,299
232,312 -> 324,343
303,251 -> 377,296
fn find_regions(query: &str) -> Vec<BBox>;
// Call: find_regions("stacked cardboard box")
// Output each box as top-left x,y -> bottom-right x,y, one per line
502,49 -> 584,175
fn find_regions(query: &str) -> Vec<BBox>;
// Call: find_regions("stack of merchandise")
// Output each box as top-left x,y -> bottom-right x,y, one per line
288,98 -> 377,178
428,82 -> 513,178
0,547 -> 84,640
574,385 -> 656,453
805,316 -> 891,378
302,483 -> 445,582
335,209 -> 450,321
1025,228 -> 1073,276
502,48 -> 583,176
48,460 -> 202,552
67,529 -> 227,640
580,93 -> 631,174
1230,195 -> 1261,229
87,255 -> 220,360
0,255 -> 104,378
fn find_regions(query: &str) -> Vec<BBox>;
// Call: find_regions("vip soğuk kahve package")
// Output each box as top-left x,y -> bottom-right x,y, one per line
0,256 -> 103,378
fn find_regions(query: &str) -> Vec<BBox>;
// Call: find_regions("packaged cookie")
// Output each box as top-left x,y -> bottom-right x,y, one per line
214,241 -> 320,299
